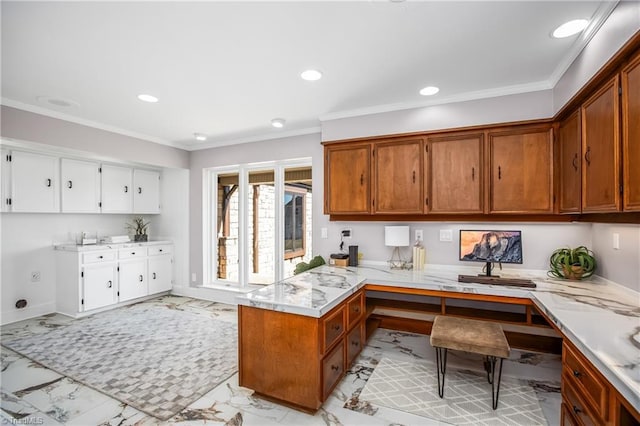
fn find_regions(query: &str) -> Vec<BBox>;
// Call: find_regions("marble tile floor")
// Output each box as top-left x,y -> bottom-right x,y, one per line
1,296 -> 562,425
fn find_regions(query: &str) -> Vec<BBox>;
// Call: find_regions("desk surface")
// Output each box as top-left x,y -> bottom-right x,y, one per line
236,263 -> 640,413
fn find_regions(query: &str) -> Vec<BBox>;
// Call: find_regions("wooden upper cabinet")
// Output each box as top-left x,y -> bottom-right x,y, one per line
558,111 -> 582,213
373,138 -> 423,214
489,126 -> 554,213
622,52 -> 640,211
426,132 -> 484,214
324,143 -> 371,214
581,75 -> 621,213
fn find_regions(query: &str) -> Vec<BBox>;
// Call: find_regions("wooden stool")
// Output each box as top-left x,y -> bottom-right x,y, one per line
429,315 -> 511,410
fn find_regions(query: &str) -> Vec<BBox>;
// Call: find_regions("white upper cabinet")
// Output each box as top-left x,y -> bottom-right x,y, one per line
101,164 -> 133,213
10,151 -> 60,212
133,169 -> 160,214
1,150 -> 10,212
61,158 -> 101,213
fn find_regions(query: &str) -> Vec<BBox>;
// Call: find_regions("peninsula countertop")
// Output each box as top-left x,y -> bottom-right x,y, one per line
236,263 -> 640,413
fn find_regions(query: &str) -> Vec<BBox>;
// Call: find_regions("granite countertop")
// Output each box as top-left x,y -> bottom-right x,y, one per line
54,240 -> 172,252
236,263 -> 640,412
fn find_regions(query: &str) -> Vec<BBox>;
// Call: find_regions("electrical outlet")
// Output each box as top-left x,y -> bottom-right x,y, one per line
321,227 -> 328,239
341,228 -> 352,238
31,271 -> 41,282
439,229 -> 453,242
415,230 -> 423,242
191,272 -> 197,282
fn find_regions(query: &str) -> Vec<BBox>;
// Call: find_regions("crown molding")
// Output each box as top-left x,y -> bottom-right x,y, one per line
319,81 -> 552,122
0,98 -> 181,148
184,126 -> 322,152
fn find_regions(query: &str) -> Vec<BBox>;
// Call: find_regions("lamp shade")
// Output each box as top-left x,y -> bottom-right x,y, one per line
385,226 -> 410,247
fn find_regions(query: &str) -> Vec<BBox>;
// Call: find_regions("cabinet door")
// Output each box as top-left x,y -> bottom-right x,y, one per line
489,127 -> 553,213
427,133 -> 484,214
374,138 -> 423,214
324,144 -> 371,214
101,164 -> 133,213
148,255 -> 172,294
133,169 -> 160,214
61,158 -> 101,213
119,259 -> 148,302
581,76 -> 620,212
1,150 -> 10,212
10,151 -> 59,212
622,53 -> 640,211
558,111 -> 582,213
83,264 -> 117,311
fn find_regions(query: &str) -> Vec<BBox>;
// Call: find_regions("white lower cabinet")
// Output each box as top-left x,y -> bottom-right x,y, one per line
56,243 -> 173,317
83,263 -> 118,311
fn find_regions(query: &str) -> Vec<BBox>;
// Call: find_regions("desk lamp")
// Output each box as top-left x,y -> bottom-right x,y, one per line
385,226 -> 410,269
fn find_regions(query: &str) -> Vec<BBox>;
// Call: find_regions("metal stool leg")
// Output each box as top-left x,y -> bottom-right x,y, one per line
488,356 -> 505,410
435,346 -> 448,398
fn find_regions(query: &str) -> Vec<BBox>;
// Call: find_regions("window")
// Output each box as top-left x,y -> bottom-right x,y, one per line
204,160 -> 312,288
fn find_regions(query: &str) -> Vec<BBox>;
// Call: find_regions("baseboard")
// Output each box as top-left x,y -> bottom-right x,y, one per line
1,301 -> 56,326
171,285 -> 243,305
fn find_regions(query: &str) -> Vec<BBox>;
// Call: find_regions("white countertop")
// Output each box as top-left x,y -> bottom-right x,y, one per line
236,263 -> 640,412
54,240 -> 172,252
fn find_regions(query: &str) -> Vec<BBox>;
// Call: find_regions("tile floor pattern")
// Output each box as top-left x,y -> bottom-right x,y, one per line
1,296 -> 562,425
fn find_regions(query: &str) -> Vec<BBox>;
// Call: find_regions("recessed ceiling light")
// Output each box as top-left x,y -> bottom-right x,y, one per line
419,86 -> 440,96
271,118 -> 286,128
137,94 -> 159,103
552,19 -> 589,38
36,96 -> 79,108
194,133 -> 207,141
300,69 -> 322,81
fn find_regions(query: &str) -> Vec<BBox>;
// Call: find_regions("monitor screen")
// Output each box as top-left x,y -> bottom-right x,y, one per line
459,230 -> 523,264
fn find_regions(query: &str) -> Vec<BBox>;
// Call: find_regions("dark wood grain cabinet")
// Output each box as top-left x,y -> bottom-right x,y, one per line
324,143 -> 372,215
238,289 -> 365,411
581,75 -> 621,213
488,126 -> 554,213
426,132 -> 484,214
558,111 -> 582,213
373,138 -> 424,214
622,51 -> 640,212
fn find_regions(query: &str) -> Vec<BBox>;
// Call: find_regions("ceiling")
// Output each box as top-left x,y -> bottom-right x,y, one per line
1,1 -> 614,151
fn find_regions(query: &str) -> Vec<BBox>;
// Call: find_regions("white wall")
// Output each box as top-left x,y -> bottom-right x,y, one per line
591,224 -> 640,292
321,90 -> 553,142
0,214 -> 139,324
553,1 -> 640,112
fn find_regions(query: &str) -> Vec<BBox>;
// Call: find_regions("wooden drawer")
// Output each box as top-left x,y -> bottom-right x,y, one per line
148,245 -> 172,256
346,323 -> 363,365
82,251 -> 116,264
322,306 -> 345,353
347,291 -> 364,329
563,342 -> 608,420
563,377 -> 600,426
322,340 -> 344,400
118,247 -> 148,259
561,402 -> 580,426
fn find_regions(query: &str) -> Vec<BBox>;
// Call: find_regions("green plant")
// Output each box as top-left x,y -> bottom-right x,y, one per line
127,217 -> 150,236
293,256 -> 326,275
548,246 -> 597,280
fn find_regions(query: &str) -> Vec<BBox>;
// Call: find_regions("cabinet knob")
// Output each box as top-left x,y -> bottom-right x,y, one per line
353,307 -> 360,313
139,275 -> 143,282
138,187 -> 142,194
107,280 -> 112,288
131,252 -> 136,255
572,369 -> 582,379
67,180 -> 73,189
351,340 -> 359,347
572,153 -> 579,171
331,324 -> 341,331
98,255 -> 104,259
46,178 -> 52,187
159,249 -> 163,252
124,185 -> 129,193
152,272 -> 157,280
572,405 -> 582,415
584,146 -> 591,166
331,364 -> 340,372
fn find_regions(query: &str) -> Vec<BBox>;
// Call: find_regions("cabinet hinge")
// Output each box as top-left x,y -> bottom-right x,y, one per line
99,202 -> 102,207
620,184 -> 624,195
5,154 -> 11,162
553,195 -> 556,204
372,199 -> 375,207
372,149 -> 375,157
81,271 -> 84,278
426,197 -> 429,206
117,266 -> 120,271
619,86 -> 623,96
98,167 -> 102,173
425,145 -> 429,153
117,291 -> 120,296
81,298 -> 84,305
6,198 -> 11,206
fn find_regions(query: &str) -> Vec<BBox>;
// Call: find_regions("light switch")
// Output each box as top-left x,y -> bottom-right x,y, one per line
321,227 -> 328,239
613,233 -> 620,250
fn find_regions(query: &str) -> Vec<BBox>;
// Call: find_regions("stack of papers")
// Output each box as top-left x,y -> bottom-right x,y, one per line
103,235 -> 130,243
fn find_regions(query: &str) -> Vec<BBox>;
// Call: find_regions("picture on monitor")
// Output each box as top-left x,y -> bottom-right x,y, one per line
459,230 -> 523,264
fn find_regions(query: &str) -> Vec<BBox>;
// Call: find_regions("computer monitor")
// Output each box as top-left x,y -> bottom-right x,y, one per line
459,230 -> 523,277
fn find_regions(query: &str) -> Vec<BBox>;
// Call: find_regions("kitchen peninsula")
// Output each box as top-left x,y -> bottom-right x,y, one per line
236,264 -> 640,424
